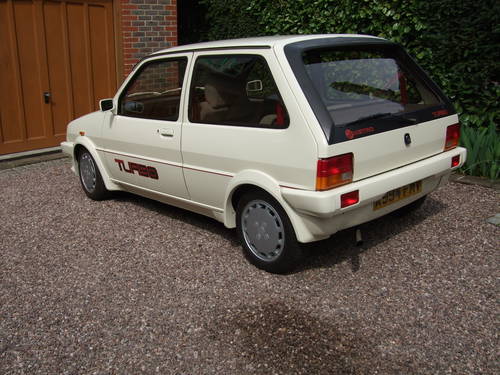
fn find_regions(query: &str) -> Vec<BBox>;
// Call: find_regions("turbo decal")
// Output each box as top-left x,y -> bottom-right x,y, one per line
114,159 -> 159,179
432,109 -> 449,118
345,126 -> 375,140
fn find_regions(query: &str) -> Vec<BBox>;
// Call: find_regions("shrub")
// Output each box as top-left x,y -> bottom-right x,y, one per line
459,123 -> 499,180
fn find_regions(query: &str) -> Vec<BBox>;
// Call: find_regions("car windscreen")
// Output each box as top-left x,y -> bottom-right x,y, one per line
284,39 -> 454,144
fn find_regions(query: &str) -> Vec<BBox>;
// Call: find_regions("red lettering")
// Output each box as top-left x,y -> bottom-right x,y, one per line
139,164 -> 149,177
345,126 -> 375,139
123,161 -> 133,173
148,166 -> 159,179
432,109 -> 449,117
114,159 -> 125,171
129,162 -> 139,174
115,159 -> 159,180
129,163 -> 148,177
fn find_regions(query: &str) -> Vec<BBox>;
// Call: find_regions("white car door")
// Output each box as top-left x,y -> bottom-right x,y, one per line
181,51 -> 317,209
101,54 -> 191,199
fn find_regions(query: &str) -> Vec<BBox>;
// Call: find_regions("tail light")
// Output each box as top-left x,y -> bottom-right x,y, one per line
444,123 -> 460,151
316,153 -> 353,191
451,155 -> 460,168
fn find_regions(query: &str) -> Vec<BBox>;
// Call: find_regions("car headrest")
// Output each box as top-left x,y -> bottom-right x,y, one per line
204,74 -> 245,109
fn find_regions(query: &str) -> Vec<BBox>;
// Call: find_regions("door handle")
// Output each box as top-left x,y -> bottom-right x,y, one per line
43,92 -> 51,104
158,128 -> 174,137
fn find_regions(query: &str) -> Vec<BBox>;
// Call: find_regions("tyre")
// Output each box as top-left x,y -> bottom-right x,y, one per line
391,195 -> 427,217
77,149 -> 110,200
236,191 -> 303,274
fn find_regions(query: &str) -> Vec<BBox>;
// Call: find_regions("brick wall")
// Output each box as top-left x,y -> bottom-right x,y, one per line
120,0 -> 177,77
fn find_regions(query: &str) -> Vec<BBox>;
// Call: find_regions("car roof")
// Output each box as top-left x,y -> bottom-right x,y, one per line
149,34 -> 383,56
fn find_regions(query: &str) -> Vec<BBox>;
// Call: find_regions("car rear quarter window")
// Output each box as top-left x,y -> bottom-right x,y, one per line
119,58 -> 187,121
188,54 -> 289,128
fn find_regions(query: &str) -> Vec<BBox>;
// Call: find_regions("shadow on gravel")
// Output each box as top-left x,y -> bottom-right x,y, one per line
112,191 -> 240,246
298,196 -> 447,273
111,192 -> 447,273
206,301 -> 404,374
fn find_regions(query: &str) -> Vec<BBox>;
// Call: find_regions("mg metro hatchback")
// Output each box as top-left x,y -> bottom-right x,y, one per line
62,34 -> 466,273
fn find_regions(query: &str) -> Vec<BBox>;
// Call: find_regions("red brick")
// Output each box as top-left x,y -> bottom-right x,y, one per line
121,15 -> 137,21
121,4 -> 138,10
120,0 -> 177,71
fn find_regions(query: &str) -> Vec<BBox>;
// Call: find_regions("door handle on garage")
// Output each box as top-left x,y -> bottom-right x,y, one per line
158,128 -> 174,137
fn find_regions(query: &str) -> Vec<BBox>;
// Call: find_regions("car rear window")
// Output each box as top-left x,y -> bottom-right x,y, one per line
284,39 -> 454,144
302,49 -> 441,127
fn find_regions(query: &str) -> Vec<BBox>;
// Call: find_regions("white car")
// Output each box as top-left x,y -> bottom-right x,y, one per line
62,34 -> 466,273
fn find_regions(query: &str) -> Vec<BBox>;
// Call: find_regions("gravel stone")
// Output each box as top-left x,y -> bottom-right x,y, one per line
1,159 -> 498,374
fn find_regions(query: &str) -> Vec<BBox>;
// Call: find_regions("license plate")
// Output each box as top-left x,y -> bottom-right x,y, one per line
373,180 -> 422,211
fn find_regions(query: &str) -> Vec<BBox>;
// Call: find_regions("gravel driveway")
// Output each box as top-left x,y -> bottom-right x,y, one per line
1,159 -> 498,374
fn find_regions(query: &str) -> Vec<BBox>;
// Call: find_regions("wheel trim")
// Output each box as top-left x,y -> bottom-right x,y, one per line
80,153 -> 97,192
241,200 -> 285,262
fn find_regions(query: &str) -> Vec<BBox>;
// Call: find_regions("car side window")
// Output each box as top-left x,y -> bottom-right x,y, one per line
119,58 -> 187,121
189,54 -> 289,128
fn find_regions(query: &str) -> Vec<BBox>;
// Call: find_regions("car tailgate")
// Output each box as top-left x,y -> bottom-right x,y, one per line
322,115 -> 458,181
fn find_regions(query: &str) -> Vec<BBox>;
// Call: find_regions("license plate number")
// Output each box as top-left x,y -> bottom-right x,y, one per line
373,180 -> 422,211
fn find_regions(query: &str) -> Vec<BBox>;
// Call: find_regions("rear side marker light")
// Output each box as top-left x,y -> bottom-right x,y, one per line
444,123 -> 460,151
451,155 -> 460,168
341,190 -> 359,208
316,153 -> 353,191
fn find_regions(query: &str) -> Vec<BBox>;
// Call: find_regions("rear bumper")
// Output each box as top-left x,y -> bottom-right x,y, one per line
281,147 -> 466,242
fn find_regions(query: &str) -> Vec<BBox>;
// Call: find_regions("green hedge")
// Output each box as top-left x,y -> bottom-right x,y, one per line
199,0 -> 500,131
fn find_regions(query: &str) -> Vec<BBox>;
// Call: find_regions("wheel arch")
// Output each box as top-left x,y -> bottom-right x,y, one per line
73,137 -> 121,191
222,170 -> 312,243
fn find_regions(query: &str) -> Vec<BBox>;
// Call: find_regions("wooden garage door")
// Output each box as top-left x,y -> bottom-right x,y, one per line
0,0 -> 117,155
